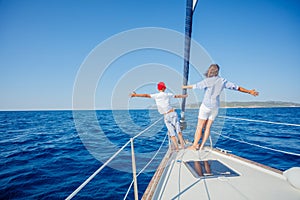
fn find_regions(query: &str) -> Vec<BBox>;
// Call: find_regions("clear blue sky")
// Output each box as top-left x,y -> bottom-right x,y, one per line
1,0 -> 299,110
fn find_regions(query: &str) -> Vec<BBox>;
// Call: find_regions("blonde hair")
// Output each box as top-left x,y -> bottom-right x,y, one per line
205,64 -> 219,77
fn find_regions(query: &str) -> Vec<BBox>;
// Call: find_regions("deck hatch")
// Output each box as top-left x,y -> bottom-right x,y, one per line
184,160 -> 240,179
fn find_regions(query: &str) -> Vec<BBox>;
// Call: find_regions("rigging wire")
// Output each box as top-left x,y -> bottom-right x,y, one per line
219,115 -> 300,127
214,131 -> 300,157
67,113 -> 299,199
66,116 -> 164,200
214,115 -> 300,157
123,132 -> 169,200
66,139 -> 131,200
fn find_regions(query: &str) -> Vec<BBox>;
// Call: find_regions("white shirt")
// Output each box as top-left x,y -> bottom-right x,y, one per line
192,76 -> 239,108
150,92 -> 174,114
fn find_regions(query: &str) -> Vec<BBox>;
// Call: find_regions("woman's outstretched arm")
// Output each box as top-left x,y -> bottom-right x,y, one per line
238,87 -> 259,96
182,85 -> 193,89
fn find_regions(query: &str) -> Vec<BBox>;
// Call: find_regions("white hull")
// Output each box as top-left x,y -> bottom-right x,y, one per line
143,147 -> 300,200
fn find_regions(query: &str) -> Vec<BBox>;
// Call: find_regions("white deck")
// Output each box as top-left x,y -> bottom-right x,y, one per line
143,148 -> 300,200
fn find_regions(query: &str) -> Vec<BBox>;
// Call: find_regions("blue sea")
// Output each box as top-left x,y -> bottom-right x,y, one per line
1,107 -> 300,199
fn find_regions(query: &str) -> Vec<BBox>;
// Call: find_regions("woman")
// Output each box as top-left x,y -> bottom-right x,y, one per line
182,64 -> 259,151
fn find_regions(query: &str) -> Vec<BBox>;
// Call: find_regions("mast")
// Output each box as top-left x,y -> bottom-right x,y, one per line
180,0 -> 198,129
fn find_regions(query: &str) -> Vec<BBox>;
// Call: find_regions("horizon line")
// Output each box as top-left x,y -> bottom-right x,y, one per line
1,100 -> 299,112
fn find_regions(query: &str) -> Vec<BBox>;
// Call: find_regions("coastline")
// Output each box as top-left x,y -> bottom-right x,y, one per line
1,101 -> 300,111
185,101 -> 300,109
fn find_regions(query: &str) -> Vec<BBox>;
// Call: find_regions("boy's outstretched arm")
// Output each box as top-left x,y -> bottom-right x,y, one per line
238,87 -> 259,96
130,92 -> 151,98
174,94 -> 188,98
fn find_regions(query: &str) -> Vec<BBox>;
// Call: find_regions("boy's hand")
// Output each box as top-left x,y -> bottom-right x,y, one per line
130,91 -> 136,97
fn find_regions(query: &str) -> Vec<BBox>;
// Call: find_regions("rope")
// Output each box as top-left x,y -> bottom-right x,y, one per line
66,116 -> 164,200
213,131 -> 300,157
219,115 -> 300,127
123,132 -> 169,200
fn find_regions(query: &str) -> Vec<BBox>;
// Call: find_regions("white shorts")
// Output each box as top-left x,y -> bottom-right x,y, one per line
198,104 -> 219,120
164,111 -> 181,137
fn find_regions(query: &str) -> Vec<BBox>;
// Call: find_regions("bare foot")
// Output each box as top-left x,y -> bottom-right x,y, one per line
187,145 -> 199,151
171,146 -> 179,152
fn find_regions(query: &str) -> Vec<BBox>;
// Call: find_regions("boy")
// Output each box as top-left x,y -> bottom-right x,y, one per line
131,82 -> 187,151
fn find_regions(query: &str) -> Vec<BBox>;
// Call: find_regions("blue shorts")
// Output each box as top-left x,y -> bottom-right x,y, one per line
164,111 -> 181,137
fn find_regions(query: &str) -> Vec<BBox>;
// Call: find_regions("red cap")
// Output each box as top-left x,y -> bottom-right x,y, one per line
157,82 -> 166,90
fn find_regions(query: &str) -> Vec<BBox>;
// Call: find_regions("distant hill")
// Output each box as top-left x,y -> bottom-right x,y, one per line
184,101 -> 300,108
147,101 -> 300,110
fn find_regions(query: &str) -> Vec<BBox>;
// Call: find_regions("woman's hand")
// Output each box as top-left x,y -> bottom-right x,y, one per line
249,89 -> 259,96
182,85 -> 193,89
